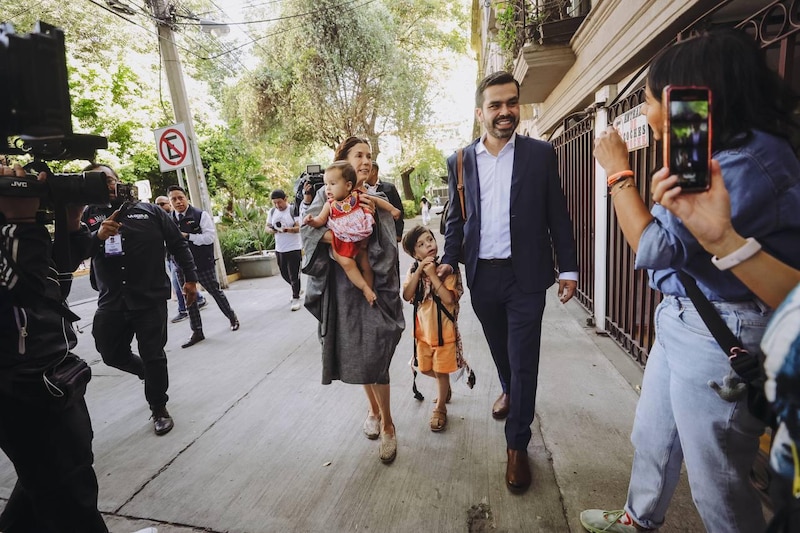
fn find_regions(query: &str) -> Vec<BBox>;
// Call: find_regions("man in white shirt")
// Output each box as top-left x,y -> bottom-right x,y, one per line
439,71 -> 578,494
267,189 -> 303,311
168,186 -> 240,348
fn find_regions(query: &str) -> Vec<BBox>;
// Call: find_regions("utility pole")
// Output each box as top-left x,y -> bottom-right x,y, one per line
147,0 -> 228,287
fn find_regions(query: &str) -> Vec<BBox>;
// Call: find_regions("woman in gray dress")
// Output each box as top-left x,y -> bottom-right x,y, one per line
301,136 -> 405,463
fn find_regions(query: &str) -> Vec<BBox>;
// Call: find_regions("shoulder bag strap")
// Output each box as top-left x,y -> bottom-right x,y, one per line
456,148 -> 465,221
677,271 -> 763,384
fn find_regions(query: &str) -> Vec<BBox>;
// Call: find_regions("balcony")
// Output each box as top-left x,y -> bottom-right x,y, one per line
498,0 -> 589,104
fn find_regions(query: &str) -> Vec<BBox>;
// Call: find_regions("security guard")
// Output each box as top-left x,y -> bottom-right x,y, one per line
83,164 -> 198,436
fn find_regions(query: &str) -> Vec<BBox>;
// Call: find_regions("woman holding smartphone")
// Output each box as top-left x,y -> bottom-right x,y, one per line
581,29 -> 800,533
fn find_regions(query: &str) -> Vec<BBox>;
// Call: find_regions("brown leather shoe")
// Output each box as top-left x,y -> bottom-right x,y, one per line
181,331 -> 205,349
506,449 -> 531,493
492,392 -> 510,419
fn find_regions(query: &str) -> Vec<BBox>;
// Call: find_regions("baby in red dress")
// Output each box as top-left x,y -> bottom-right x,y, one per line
303,161 -> 401,304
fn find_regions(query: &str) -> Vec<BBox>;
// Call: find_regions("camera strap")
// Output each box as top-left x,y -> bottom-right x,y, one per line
0,236 -> 80,323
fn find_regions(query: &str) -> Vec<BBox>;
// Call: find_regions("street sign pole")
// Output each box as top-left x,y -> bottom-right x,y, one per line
149,0 -> 228,287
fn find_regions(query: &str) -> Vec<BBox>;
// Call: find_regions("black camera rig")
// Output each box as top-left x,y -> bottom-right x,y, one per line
0,21 -> 127,218
292,164 -> 325,217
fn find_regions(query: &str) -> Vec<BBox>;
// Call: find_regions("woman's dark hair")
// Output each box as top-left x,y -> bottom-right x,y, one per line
326,160 -> 357,189
334,136 -> 371,161
402,224 -> 434,258
647,28 -> 800,150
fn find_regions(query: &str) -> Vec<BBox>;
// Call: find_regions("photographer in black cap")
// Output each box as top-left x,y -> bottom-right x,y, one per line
0,163 -> 106,531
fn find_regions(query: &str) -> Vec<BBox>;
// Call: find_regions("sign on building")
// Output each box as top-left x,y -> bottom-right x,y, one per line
613,104 -> 649,152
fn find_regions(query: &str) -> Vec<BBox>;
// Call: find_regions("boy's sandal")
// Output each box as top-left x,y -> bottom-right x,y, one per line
430,408 -> 447,432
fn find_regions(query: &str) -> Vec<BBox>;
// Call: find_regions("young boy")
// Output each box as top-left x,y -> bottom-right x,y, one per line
401,225 -> 463,432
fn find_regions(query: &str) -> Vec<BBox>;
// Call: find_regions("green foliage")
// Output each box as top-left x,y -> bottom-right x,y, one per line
244,0 -> 467,157
217,205 -> 275,274
391,140 -> 447,203
402,199 -> 418,218
497,0 -> 522,70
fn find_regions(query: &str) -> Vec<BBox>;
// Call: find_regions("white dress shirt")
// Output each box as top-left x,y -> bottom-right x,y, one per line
475,134 -> 577,281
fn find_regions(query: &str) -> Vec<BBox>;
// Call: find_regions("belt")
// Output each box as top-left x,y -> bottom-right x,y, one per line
478,258 -> 512,267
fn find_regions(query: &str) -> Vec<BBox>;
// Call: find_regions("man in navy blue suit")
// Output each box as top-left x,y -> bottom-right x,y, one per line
438,71 -> 578,493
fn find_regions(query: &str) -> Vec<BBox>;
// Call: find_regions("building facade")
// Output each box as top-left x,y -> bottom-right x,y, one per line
472,0 -> 800,365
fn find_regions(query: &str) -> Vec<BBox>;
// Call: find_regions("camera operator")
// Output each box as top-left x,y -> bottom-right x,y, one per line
0,163 -> 107,531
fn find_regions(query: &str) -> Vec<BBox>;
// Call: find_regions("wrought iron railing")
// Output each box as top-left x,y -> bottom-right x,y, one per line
552,114 -> 595,312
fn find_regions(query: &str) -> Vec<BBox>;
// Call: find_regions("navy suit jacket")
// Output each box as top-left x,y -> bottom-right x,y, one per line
441,135 -> 578,293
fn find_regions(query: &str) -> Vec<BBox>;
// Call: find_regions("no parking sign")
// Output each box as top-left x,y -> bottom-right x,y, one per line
154,123 -> 194,172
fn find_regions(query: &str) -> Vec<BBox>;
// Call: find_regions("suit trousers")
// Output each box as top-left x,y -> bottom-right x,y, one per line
470,261 -> 546,450
178,267 -> 237,332
276,249 -> 302,299
0,392 -> 107,532
92,303 -> 169,408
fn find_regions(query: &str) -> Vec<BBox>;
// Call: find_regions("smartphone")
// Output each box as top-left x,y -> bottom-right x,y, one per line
663,86 -> 712,192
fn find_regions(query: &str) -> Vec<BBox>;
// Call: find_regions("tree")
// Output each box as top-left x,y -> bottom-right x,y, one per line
243,0 -> 466,157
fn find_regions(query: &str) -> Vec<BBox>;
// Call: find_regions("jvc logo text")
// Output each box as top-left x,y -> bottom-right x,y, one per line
10,181 -> 27,188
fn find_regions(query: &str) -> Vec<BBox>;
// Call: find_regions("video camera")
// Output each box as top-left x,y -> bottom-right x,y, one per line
292,164 -> 325,217
0,21 -> 126,217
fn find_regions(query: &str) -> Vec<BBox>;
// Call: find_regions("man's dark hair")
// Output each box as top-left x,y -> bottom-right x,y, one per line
271,189 -> 286,200
83,163 -> 118,179
475,71 -> 520,108
402,224 -> 434,258
167,185 -> 186,195
372,161 -> 379,171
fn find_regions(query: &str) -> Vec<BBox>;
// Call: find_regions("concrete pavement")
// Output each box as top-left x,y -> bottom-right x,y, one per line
0,221 -> 704,532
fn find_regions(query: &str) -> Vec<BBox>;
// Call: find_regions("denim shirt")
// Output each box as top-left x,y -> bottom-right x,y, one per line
636,130 -> 800,302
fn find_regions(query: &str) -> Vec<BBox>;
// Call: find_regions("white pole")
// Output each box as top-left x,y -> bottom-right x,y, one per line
592,85 -> 617,333
149,0 -> 228,287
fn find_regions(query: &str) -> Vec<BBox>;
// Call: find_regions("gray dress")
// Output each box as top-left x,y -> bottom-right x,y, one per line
301,187 -> 405,384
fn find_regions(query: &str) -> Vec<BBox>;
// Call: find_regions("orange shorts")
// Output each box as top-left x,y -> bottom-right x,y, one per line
415,339 -> 458,374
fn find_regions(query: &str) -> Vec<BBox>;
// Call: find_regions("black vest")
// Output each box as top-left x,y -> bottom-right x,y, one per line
175,205 -> 215,271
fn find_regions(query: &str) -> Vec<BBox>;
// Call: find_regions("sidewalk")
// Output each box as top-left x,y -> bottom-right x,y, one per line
0,220 -> 704,532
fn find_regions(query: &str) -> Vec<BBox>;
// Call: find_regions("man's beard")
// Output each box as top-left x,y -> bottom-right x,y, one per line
489,115 -> 518,139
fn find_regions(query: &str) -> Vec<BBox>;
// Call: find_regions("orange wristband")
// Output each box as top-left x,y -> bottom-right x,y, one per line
607,170 -> 634,187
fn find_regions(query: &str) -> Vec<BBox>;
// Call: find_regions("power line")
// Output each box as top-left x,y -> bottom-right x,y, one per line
196,0 -> 378,61
172,0 -> 367,26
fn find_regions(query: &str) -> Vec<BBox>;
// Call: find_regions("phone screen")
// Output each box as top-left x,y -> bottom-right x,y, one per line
664,86 -> 712,192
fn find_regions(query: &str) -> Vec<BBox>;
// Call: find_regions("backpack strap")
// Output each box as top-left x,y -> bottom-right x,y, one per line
410,275 -> 425,401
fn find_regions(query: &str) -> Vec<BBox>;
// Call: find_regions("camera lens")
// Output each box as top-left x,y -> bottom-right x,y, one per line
274,221 -> 282,228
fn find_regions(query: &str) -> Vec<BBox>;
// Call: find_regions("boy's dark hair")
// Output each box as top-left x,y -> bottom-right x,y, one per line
326,161 -> 357,188
647,28 -> 800,151
475,71 -> 519,108
167,185 -> 186,195
270,189 -> 286,200
402,225 -> 434,258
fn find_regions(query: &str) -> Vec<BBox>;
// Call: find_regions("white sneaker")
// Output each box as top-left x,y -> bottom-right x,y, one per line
291,298 -> 301,311
131,528 -> 158,533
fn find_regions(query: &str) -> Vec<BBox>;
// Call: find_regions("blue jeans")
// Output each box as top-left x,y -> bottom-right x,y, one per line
170,259 -> 203,313
625,296 -> 770,532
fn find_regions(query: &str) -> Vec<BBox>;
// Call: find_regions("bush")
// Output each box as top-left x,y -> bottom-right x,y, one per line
402,199 -> 418,218
218,217 -> 275,274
